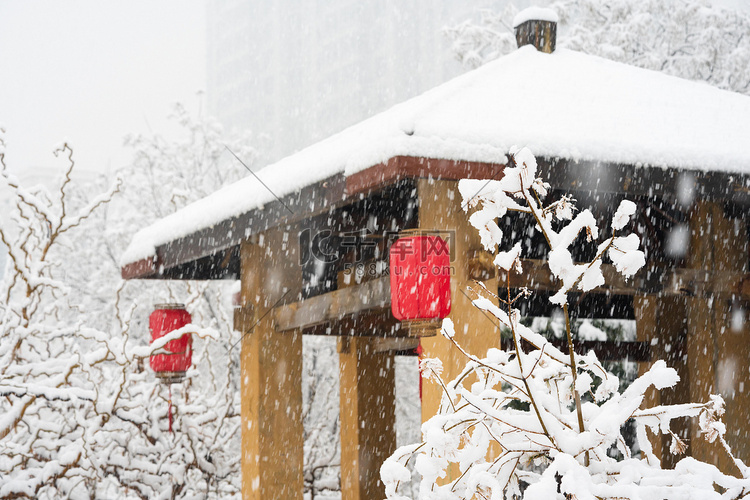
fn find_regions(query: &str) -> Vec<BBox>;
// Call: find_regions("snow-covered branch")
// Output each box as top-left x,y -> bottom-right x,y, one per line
0,112 -> 250,498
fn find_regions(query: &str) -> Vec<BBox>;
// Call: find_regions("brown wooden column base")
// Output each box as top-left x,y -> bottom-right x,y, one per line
339,337 -> 396,500
635,295 -> 690,468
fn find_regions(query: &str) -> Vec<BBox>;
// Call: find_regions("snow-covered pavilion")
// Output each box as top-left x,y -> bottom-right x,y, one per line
122,12 -> 750,500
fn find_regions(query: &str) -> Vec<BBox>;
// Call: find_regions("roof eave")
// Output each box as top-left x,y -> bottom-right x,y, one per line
120,155 -> 505,280
121,153 -> 750,281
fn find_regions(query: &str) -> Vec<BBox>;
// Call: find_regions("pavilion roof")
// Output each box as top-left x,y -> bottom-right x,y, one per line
122,46 -> 750,277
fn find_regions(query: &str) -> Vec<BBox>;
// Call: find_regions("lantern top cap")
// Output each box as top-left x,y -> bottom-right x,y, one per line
154,303 -> 186,310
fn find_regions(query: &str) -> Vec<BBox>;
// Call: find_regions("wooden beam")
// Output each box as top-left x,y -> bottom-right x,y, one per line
371,337 -> 419,353
536,157 -> 750,207
296,309 -> 404,337
338,337 -> 396,500
499,338 -> 649,362
480,255 -> 750,299
501,258 -> 661,295
275,277 -> 390,332
275,256 -> 750,336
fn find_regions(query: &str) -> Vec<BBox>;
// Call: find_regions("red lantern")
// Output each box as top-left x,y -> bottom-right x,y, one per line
149,304 -> 193,383
389,235 -> 451,322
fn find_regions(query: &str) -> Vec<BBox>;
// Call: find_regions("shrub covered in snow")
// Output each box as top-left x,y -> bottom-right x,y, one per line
446,0 -> 750,98
0,128 -> 237,499
381,147 -> 750,499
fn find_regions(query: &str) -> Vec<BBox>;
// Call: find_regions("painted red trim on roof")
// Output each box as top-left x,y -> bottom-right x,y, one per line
121,256 -> 158,280
345,156 -> 504,196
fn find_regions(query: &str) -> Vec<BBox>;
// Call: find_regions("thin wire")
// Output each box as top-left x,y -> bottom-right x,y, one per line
229,289 -> 292,351
460,157 -> 512,212
460,166 -> 505,211
460,288 -> 503,333
224,145 -> 295,215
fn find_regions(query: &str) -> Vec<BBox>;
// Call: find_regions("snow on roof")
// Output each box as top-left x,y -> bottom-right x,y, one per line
513,6 -> 559,28
122,46 -> 750,267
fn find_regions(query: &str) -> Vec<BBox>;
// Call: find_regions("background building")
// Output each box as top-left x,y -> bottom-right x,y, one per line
206,0 -> 513,163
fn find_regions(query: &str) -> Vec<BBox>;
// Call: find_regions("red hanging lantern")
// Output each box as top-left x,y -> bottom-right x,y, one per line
389,235 -> 451,329
149,303 -> 193,384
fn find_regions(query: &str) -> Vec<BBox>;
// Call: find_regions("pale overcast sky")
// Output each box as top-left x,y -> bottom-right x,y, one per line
0,1 -> 205,175
1,0 -> 748,179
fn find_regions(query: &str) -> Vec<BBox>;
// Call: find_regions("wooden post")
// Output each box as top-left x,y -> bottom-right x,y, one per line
687,201 -> 750,473
338,336 -> 396,500
634,295 -> 690,467
416,178 -> 502,482
634,295 -> 661,461
237,229 -> 304,500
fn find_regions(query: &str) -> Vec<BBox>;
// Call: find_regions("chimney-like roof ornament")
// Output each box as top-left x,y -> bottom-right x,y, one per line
513,6 -> 558,54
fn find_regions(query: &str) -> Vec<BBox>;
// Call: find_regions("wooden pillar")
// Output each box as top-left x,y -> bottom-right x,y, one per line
634,295 -> 690,467
416,178 -> 501,481
634,295 -> 661,462
338,336 -> 396,500
687,201 -> 750,473
237,229 -> 304,500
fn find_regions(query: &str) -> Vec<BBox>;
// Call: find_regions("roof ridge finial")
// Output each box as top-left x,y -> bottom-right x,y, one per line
513,6 -> 558,54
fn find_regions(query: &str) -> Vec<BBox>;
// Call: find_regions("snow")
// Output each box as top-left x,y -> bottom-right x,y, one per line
493,242 -> 522,271
665,224 -> 690,258
512,6 -> 559,28
123,46 -> 750,266
578,321 -> 607,341
441,318 -> 456,339
609,234 -> 647,278
419,358 -> 444,382
611,200 -> 637,231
